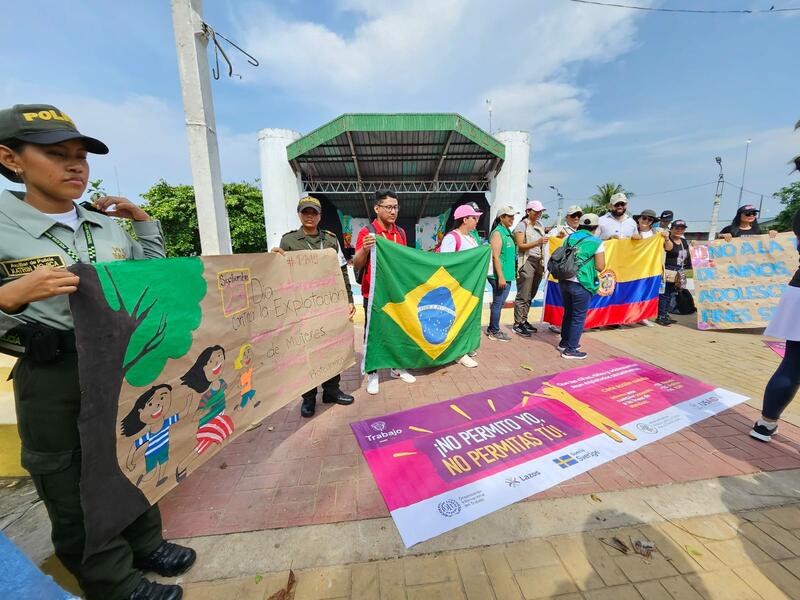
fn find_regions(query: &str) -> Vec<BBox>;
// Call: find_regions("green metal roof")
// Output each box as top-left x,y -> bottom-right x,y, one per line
287,113 -> 505,162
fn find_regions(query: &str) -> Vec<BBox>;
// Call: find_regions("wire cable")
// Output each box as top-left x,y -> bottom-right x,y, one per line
635,181 -> 717,197
566,0 -> 800,13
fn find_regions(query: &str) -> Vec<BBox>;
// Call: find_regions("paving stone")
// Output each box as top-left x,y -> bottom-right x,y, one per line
734,563 -> 800,600
634,581 -> 673,600
732,521 -> 796,560
684,570 -> 761,600
551,536 -> 607,590
764,506 -> 800,531
658,575 -> 704,600
751,521 -> 800,556
407,581 -> 466,600
634,525 -> 700,575
455,549 -> 496,600
503,539 -> 561,571
702,536 -> 772,567
183,572 -> 290,600
378,559 -> 407,600
403,554 -> 459,586
584,584 -> 643,600
514,564 -> 579,599
651,523 -> 727,573
782,557 -> 800,580
580,535 -> 629,586
481,546 -> 524,600
294,566 -> 351,600
613,554 -> 679,583
351,563 -> 379,600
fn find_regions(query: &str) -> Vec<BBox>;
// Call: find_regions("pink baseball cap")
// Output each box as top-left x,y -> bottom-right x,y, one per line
526,200 -> 545,212
454,204 -> 483,219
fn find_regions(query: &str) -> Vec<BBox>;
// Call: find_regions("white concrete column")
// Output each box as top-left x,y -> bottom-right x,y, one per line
257,128 -> 304,249
171,0 -> 232,255
486,130 -> 530,222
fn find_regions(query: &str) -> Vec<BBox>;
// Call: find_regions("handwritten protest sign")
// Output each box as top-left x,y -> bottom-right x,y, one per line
352,357 -> 745,547
690,232 -> 795,330
68,250 -> 354,555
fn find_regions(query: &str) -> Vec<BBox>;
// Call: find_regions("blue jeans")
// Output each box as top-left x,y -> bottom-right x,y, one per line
762,340 -> 800,420
559,280 -> 592,351
487,277 -> 511,333
658,282 -> 677,319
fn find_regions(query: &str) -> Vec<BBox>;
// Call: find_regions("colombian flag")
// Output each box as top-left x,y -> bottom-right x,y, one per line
543,235 -> 664,328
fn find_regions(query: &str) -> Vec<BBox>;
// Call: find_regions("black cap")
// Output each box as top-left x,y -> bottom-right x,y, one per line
660,210 -> 674,220
671,219 -> 687,229
0,104 -> 108,182
736,204 -> 759,215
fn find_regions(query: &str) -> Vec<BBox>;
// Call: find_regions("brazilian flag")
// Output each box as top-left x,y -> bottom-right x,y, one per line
364,236 -> 491,371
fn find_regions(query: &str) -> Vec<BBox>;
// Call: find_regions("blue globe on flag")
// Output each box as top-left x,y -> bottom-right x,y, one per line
417,287 -> 457,344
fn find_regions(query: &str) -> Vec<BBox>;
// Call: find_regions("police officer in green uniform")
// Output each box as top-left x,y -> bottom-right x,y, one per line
0,104 -> 195,600
272,196 -> 356,417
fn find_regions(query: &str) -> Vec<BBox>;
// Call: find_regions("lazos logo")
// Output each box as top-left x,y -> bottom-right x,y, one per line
437,499 -> 461,517
371,421 -> 386,432
636,423 -> 658,434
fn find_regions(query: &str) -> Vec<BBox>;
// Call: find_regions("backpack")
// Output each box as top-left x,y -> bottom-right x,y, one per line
675,288 -> 697,315
547,234 -> 592,281
434,231 -> 461,253
354,223 -> 406,284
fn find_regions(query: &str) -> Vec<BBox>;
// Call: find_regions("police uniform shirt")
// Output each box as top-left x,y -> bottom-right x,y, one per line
279,228 -> 353,303
0,189 -> 166,336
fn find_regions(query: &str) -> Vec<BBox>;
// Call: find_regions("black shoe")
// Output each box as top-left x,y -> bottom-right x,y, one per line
655,317 -> 672,326
512,323 -> 532,337
175,468 -> 187,483
301,396 -> 316,418
749,421 -> 777,443
523,321 -> 538,333
129,578 -> 183,600
322,390 -> 355,406
668,317 -> 678,324
134,541 -> 196,578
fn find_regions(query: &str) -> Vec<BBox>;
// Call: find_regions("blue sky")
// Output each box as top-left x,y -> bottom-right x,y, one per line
2,0 -> 798,229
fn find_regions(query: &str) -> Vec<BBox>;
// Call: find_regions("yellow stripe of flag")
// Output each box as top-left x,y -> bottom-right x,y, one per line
548,235 -> 663,283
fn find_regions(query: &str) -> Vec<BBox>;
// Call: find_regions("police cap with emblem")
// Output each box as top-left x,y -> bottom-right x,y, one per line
0,104 -> 109,183
297,196 -> 322,213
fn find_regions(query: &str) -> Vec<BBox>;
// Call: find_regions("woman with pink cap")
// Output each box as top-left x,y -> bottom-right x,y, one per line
512,200 -> 547,337
440,202 -> 483,367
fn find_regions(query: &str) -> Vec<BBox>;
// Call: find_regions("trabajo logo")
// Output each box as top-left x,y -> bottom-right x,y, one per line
371,421 -> 386,432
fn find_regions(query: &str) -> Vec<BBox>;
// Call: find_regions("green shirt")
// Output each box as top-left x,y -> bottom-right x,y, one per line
279,228 -> 353,303
564,230 -> 603,294
0,190 -> 166,338
489,224 -> 516,281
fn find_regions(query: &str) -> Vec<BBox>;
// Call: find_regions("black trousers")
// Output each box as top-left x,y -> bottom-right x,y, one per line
301,375 -> 342,401
13,353 -> 163,600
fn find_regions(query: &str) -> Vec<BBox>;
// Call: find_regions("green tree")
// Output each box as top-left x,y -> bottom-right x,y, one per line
583,182 -> 634,214
772,181 -> 800,232
140,180 -> 266,256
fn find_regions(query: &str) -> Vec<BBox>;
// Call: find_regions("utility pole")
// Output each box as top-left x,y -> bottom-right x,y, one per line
171,0 -> 232,255
486,99 -> 492,134
708,156 -> 724,241
549,185 -> 564,226
758,194 -> 764,214
736,138 -> 751,208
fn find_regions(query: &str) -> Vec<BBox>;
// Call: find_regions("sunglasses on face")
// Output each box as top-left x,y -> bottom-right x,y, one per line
613,203 -> 627,208
568,213 -> 582,218
742,211 -> 758,217
639,216 -> 655,222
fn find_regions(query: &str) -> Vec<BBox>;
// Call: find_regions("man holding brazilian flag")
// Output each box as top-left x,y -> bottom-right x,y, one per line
363,236 -> 491,372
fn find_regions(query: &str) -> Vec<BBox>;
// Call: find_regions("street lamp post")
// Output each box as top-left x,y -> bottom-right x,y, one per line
709,156 -> 724,241
549,185 -> 564,226
486,99 -> 493,134
736,138 -> 751,208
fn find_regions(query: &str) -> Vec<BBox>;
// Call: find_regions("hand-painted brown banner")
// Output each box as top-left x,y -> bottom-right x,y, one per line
690,232 -> 795,330
69,250 -> 354,555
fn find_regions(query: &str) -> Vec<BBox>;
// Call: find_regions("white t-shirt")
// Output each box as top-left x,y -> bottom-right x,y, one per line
439,230 -> 478,253
566,241 -> 605,283
598,213 -> 638,240
513,219 -> 545,259
45,207 -> 79,230
639,229 -> 654,239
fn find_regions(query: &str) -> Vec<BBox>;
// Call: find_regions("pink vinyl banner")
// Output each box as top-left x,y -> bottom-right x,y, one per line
351,357 -> 747,547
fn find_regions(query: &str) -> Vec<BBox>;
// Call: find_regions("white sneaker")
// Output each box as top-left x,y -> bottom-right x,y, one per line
366,372 -> 380,395
391,368 -> 416,383
641,319 -> 655,327
458,354 -> 478,368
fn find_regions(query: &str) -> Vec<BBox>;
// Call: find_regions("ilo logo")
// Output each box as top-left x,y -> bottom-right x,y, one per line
437,499 -> 461,517
371,421 -> 386,432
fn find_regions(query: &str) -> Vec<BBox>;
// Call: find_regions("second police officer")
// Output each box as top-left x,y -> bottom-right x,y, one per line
273,196 -> 356,417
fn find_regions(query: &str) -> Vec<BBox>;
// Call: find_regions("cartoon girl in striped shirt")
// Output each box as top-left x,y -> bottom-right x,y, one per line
175,345 -> 233,483
121,384 -> 191,488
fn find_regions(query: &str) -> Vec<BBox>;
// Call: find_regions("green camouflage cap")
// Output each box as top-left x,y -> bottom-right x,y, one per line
0,104 -> 108,182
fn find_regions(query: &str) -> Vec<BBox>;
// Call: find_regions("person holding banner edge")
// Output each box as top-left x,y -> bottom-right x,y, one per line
0,105 -> 194,600
272,196 -> 356,417
751,207 -> 800,442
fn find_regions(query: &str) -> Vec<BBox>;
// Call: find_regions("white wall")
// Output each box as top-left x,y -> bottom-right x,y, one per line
486,130 -> 531,223
257,128 -> 304,249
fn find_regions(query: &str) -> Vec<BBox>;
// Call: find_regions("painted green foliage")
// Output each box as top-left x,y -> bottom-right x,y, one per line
96,257 -> 207,387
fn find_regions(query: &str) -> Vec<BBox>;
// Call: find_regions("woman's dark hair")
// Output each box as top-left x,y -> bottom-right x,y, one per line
120,384 -> 173,437
0,138 -> 26,152
577,224 -> 598,232
491,215 -> 502,231
453,217 -> 465,229
181,345 -> 226,393
730,213 -> 762,235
